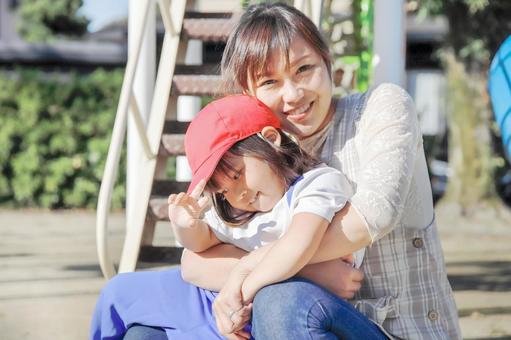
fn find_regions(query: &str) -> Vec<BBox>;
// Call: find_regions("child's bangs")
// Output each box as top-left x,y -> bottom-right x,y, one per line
206,151 -> 240,192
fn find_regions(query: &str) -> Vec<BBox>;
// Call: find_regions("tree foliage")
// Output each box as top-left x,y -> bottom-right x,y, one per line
413,0 -> 511,71
16,0 -> 89,42
412,0 -> 511,212
0,68 -> 125,208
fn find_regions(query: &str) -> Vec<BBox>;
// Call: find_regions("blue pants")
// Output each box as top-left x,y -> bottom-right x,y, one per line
252,277 -> 387,339
90,268 -> 387,339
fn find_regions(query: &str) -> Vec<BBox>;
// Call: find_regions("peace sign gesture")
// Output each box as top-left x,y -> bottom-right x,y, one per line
168,179 -> 210,229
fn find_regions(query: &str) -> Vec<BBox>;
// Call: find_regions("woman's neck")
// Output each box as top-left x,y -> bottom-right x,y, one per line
299,100 -> 336,157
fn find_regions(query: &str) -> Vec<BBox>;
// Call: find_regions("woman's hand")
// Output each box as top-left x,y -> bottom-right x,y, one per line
298,258 -> 363,299
212,261 -> 253,338
223,329 -> 252,340
168,179 -> 209,229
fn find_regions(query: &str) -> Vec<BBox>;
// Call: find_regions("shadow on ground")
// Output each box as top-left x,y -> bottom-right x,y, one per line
447,260 -> 511,292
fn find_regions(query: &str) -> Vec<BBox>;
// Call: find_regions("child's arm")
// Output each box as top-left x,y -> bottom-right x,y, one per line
240,212 -> 329,302
168,180 -> 221,253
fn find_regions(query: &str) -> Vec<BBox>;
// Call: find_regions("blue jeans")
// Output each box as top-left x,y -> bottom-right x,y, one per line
251,277 -> 388,340
123,325 -> 167,340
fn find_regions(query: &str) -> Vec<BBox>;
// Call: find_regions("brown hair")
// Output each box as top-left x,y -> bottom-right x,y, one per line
221,2 -> 332,94
206,130 -> 320,226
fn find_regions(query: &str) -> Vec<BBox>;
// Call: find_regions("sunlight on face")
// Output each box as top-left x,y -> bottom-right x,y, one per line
248,37 -> 334,138
212,155 -> 285,213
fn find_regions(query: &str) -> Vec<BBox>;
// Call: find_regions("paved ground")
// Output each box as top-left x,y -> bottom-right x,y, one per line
1,208 -> 510,340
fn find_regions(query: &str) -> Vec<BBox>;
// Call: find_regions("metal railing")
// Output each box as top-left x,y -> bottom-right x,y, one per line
96,0 -> 185,279
96,0 -> 325,279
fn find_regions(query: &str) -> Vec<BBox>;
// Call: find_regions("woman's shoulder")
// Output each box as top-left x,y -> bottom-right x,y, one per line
338,83 -> 412,108
336,83 -> 413,118
359,83 -> 417,124
366,83 -> 413,107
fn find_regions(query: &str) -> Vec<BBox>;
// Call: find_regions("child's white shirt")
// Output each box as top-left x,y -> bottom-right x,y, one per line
204,164 -> 366,268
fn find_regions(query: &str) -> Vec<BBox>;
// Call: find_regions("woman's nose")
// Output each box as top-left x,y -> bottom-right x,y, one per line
282,80 -> 304,104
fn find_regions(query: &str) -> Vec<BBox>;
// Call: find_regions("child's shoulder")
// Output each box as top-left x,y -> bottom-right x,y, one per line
297,164 -> 350,193
302,164 -> 343,179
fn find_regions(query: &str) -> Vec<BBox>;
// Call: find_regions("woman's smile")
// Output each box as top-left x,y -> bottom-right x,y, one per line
284,101 -> 314,123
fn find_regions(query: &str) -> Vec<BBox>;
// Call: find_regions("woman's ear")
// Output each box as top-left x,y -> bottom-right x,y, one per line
260,126 -> 281,146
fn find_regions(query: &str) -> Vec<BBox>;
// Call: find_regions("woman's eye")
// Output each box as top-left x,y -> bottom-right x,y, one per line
259,79 -> 276,87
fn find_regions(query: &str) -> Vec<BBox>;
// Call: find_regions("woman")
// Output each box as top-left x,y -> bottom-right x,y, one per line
91,3 -> 461,340
183,3 -> 461,339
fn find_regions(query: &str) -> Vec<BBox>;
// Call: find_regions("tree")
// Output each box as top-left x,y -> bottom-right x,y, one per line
16,0 -> 89,42
412,0 -> 511,216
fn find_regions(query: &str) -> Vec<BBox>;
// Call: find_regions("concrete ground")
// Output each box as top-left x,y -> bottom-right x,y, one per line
1,208 -> 510,340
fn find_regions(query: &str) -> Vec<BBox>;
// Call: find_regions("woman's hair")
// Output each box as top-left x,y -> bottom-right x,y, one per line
221,2 -> 332,94
206,129 -> 320,226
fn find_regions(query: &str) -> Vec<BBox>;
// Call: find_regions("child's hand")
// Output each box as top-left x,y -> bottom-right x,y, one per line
168,179 -> 209,229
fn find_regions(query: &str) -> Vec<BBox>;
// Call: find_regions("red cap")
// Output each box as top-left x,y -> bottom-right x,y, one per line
185,95 -> 281,194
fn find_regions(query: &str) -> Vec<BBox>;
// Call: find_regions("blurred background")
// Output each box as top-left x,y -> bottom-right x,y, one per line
1,0 -> 510,339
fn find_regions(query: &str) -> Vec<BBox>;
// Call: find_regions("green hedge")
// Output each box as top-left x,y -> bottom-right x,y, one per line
0,68 -> 125,208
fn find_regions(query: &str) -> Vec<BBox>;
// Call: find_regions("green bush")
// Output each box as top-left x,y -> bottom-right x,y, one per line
0,68 -> 125,208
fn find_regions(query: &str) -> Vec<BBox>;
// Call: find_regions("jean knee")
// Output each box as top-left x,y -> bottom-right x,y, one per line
253,279 -> 313,319
124,325 -> 167,340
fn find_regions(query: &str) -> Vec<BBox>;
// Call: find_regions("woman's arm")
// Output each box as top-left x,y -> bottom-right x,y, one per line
180,244 -> 247,291
309,84 -> 421,260
349,83 -> 421,242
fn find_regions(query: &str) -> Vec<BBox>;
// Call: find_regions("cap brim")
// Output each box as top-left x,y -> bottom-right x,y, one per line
186,142 -> 234,195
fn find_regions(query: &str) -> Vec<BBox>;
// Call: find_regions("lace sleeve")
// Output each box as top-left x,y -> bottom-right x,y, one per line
350,83 -> 420,242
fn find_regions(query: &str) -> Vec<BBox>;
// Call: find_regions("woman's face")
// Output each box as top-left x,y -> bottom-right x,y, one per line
247,37 -> 334,138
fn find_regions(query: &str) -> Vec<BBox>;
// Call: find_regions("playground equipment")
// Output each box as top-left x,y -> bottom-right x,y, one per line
489,35 -> 511,162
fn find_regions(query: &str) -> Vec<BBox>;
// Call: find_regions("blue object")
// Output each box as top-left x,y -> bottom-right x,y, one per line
489,35 -> 511,162
90,269 -> 225,340
251,277 -> 389,339
89,268 -> 388,340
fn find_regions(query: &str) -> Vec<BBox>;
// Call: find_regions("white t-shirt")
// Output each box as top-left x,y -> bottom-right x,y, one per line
204,164 -> 365,268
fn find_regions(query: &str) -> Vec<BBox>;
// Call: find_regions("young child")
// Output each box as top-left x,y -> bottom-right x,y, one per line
168,95 -> 364,309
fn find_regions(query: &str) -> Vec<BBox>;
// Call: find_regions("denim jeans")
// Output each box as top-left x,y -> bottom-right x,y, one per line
123,325 -> 167,340
251,277 -> 389,340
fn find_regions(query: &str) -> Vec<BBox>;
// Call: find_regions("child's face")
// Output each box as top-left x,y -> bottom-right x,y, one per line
247,36 -> 333,139
211,155 -> 286,213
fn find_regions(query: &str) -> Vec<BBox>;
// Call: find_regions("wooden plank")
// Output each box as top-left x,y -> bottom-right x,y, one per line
159,133 -> 185,156
174,63 -> 220,75
184,12 -> 233,19
151,180 -> 189,196
182,15 -> 240,42
172,74 -> 223,96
